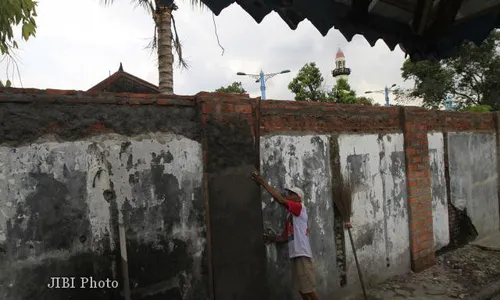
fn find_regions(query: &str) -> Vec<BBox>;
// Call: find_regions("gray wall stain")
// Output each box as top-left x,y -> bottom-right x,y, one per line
376,136 -> 390,268
448,132 -> 500,236
346,154 -> 370,193
389,151 -> 407,219
0,134 -> 207,300
429,149 -> 446,208
354,225 -> 375,249
339,133 -> 410,287
6,169 -> 90,259
427,132 -> 450,251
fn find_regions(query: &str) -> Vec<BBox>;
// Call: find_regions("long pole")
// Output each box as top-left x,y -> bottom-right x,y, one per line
237,69 -> 289,100
347,225 -> 367,299
259,71 -> 266,100
118,217 -> 131,300
384,86 -> 390,107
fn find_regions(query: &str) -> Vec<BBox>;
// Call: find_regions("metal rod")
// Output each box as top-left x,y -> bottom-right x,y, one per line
260,71 -> 266,100
347,226 -> 368,300
255,96 -> 261,169
118,218 -> 131,300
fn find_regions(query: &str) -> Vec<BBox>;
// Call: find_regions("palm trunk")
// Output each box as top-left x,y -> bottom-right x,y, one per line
155,7 -> 174,94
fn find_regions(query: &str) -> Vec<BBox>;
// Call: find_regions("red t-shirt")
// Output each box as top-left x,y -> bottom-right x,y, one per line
284,200 -> 303,241
285,200 -> 302,216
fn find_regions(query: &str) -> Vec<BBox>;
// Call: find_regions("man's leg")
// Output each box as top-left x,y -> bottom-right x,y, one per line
296,257 -> 319,300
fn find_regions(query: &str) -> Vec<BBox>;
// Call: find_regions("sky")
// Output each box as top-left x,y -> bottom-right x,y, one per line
1,0 -> 417,105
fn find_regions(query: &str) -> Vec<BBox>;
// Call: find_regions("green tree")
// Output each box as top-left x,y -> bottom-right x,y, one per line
288,62 -> 327,101
355,96 -> 375,106
215,81 -> 247,94
103,0 -> 204,95
289,62 -> 375,105
330,78 -> 358,104
397,30 -> 500,110
0,0 -> 38,87
461,105 -> 492,112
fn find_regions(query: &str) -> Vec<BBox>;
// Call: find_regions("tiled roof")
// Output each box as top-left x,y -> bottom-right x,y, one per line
196,0 -> 500,61
88,63 -> 160,94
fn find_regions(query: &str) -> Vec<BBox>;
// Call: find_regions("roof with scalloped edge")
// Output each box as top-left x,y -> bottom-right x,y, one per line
194,0 -> 500,61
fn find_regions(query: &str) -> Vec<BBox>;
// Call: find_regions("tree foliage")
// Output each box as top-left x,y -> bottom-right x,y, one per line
461,105 -> 492,112
356,96 -> 376,106
288,62 -> 374,105
0,0 -> 37,86
0,0 -> 37,55
215,81 -> 247,94
330,78 -> 357,104
288,62 -> 326,101
102,0 -> 205,94
398,30 -> 500,110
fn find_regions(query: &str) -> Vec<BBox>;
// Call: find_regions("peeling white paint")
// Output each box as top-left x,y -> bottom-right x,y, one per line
427,132 -> 450,250
338,133 -> 410,286
0,132 -> 205,273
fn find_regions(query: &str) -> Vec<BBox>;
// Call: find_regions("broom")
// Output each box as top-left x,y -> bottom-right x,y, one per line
334,172 -> 368,300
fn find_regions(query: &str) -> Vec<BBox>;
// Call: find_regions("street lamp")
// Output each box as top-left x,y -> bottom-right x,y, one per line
237,69 -> 290,100
365,83 -> 396,106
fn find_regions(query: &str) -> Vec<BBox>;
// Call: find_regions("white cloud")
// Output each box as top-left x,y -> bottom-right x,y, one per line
1,0 -> 416,106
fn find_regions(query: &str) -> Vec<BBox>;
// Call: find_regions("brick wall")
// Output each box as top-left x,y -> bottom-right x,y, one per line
402,108 -> 435,272
0,88 -> 498,299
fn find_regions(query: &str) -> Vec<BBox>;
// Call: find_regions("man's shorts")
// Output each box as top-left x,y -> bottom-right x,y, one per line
291,256 -> 317,294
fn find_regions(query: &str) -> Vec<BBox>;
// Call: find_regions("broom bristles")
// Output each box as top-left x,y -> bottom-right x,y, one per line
333,172 -> 353,223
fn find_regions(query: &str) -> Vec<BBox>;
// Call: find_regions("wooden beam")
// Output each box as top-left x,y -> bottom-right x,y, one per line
413,0 -> 434,35
427,0 -> 464,41
455,3 -> 500,25
350,0 -> 370,20
380,0 -> 414,13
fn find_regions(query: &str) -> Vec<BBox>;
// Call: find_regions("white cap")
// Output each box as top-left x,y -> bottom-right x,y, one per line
285,187 -> 304,200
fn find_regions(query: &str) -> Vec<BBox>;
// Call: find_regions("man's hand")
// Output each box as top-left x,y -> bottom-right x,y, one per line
263,232 -> 275,244
252,171 -> 287,206
252,171 -> 265,185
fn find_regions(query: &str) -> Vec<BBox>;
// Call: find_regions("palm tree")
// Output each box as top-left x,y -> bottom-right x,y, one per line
102,0 -> 204,94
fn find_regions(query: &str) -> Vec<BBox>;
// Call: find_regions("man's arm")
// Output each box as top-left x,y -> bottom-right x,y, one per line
273,229 -> 288,244
264,227 -> 288,244
252,171 -> 287,206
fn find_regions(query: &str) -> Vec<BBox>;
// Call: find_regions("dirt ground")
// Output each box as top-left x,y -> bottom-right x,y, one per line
346,245 -> 500,299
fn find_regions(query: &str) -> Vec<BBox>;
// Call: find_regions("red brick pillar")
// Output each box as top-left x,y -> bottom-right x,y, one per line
401,107 -> 436,272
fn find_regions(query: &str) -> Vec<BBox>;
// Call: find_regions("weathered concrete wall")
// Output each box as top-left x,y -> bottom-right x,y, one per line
337,133 -> 410,285
260,135 -> 336,300
448,132 -> 500,237
0,133 -> 207,300
427,132 -> 450,250
1,89 -> 500,299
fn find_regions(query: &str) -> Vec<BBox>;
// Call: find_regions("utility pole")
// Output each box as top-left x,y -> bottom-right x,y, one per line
236,69 -> 290,100
365,83 -> 397,106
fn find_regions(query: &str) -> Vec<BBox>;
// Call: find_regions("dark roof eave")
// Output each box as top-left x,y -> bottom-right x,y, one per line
200,0 -> 500,61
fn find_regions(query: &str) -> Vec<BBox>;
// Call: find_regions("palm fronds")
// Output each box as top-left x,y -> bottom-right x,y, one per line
170,13 -> 189,69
